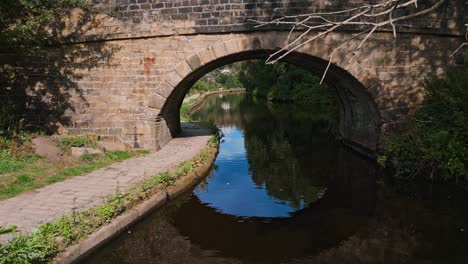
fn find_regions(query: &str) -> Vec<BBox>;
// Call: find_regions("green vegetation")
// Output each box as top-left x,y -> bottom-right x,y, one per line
0,150 -> 146,198
59,136 -> 97,151
0,225 -> 17,236
188,66 -> 242,95
0,0 -> 91,54
380,58 -> 467,181
0,137 -> 218,264
237,60 -> 337,106
180,99 -> 197,122
0,0 -> 94,134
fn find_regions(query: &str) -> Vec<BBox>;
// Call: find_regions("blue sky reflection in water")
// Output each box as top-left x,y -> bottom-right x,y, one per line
195,126 -> 310,218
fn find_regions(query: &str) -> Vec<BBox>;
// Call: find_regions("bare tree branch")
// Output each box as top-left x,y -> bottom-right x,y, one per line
451,24 -> 468,57
250,0 -> 449,83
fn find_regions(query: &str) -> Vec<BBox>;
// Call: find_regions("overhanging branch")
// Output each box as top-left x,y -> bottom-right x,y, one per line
250,0 -> 449,83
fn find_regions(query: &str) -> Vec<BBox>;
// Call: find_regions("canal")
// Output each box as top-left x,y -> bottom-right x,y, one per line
82,93 -> 468,264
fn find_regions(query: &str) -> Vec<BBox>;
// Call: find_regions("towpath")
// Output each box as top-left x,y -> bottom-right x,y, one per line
0,124 -> 211,242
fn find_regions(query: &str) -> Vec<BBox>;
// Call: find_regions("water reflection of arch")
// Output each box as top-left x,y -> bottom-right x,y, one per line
174,147 -> 376,263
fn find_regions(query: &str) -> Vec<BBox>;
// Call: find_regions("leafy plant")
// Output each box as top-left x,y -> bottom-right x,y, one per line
380,58 -> 468,181
105,151 -> 132,161
79,153 -> 94,161
0,225 -> 17,235
59,136 -> 96,151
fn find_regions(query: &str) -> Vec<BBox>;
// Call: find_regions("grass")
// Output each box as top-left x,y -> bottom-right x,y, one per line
0,150 -> 149,199
0,136 -> 219,264
180,98 -> 199,122
0,150 -> 33,174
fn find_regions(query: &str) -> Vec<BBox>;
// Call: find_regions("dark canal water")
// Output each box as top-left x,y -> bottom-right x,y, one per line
82,94 -> 468,264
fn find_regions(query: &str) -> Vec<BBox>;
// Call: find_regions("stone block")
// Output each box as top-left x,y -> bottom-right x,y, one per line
186,54 -> 204,70
98,141 -> 127,152
198,47 -> 216,64
156,81 -> 174,98
237,36 -> 263,51
212,42 -> 228,58
165,71 -> 183,87
175,61 -> 193,78
223,39 -> 240,54
148,94 -> 166,109
71,147 -> 103,158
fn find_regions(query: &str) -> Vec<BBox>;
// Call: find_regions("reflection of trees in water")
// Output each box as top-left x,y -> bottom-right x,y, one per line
192,93 -> 340,209
194,167 -> 217,193
238,97 -> 336,209
84,200 -> 242,264
190,93 -> 245,129
84,182 -> 468,264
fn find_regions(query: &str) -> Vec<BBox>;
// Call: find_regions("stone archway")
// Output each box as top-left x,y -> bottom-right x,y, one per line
152,34 -> 382,155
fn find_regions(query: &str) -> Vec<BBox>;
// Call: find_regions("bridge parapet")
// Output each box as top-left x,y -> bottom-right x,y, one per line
84,0 -> 467,42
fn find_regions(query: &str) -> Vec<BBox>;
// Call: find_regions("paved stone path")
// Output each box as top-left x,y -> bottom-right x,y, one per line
0,125 -> 211,241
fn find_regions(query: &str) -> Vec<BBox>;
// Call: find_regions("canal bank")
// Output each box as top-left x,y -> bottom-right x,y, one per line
0,124 -> 219,264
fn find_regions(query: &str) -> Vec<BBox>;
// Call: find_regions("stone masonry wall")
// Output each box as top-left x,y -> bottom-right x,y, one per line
1,0 -> 466,151
62,30 -> 462,150
82,0 -> 467,39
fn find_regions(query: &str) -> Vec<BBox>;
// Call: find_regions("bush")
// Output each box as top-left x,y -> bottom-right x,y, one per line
59,136 -> 96,151
380,60 -> 468,181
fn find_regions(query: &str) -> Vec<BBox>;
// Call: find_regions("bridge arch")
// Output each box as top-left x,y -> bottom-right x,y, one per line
153,34 -> 382,154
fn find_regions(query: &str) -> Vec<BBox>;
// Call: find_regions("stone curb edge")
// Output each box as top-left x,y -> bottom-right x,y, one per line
52,143 -> 219,264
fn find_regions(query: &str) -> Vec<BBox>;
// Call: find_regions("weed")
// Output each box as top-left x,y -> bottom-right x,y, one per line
0,150 -> 26,174
174,161 -> 195,177
59,136 -> 96,151
79,153 -> 94,162
0,225 -> 17,235
105,151 -> 132,161
157,172 -> 175,186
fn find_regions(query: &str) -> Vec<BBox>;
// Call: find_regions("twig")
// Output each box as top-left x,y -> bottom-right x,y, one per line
250,0 -> 449,82
451,24 -> 468,57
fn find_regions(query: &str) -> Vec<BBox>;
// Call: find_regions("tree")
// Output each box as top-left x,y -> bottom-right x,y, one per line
0,0 -> 91,56
0,1 -> 116,135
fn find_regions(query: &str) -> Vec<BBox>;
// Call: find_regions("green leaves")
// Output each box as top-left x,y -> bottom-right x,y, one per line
381,58 -> 468,181
59,136 -> 96,151
0,225 -> 17,235
0,0 -> 91,50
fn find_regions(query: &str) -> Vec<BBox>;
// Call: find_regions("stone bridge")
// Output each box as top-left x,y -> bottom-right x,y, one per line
8,1 -> 468,154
